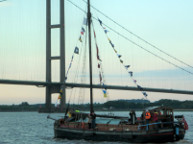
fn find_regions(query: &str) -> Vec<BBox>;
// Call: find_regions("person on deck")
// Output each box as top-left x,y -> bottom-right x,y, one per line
90,111 -> 96,129
129,110 -> 136,124
141,110 -> 145,119
88,114 -> 92,129
145,110 -> 151,131
153,111 -> 158,122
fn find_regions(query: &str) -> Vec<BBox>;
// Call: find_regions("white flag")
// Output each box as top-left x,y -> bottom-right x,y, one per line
83,17 -> 88,25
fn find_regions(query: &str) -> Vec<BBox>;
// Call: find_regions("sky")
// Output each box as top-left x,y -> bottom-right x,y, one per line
0,0 -> 193,105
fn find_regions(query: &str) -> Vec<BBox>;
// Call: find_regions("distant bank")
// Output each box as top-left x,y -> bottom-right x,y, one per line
0,99 -> 193,112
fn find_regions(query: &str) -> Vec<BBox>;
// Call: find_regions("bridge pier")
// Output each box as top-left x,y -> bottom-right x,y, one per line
45,86 -> 52,113
44,0 -> 66,113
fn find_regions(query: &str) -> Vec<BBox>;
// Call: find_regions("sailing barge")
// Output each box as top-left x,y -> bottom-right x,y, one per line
51,0 -> 188,143
54,106 -> 187,143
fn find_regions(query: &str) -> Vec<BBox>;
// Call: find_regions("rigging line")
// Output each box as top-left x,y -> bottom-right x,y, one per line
91,22 -> 103,84
92,21 -> 109,99
67,0 -> 193,76
71,53 -> 81,105
67,0 -> 86,13
72,46 -> 82,105
99,21 -> 193,76
75,25 -> 88,105
100,23 -> 148,97
79,27 -> 88,105
81,0 -> 193,70
71,27 -> 87,104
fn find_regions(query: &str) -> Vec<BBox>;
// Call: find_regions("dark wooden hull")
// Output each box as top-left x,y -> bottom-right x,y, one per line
54,126 -> 185,143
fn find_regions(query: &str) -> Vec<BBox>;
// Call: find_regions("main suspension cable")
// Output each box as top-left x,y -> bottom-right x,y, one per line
81,0 -> 193,70
66,0 -> 193,75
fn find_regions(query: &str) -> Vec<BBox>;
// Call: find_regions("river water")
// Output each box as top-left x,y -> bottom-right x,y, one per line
0,111 -> 192,144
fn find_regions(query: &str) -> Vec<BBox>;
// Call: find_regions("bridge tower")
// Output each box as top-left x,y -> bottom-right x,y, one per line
45,0 -> 66,112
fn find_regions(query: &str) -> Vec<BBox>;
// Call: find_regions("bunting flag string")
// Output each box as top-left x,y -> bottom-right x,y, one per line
98,18 -> 148,98
56,17 -> 88,107
79,36 -> 82,42
128,71 -> 133,77
65,18 -> 87,81
92,21 -> 108,98
103,89 -> 107,98
81,27 -> 85,35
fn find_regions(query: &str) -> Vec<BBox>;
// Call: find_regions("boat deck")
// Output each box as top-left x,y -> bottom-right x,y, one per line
57,119 -> 174,132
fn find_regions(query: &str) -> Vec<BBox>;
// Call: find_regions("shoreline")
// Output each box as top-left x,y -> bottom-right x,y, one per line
0,109 -> 193,112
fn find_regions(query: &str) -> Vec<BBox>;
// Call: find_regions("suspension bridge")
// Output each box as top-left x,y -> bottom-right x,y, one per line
0,0 -> 193,112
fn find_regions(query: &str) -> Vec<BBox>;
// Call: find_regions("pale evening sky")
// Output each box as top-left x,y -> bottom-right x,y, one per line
0,0 -> 193,105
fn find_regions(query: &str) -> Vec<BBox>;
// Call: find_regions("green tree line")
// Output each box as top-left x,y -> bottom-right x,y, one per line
0,99 -> 193,112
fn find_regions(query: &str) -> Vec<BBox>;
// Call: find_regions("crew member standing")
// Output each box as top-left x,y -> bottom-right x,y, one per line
91,111 -> 96,129
145,110 -> 151,131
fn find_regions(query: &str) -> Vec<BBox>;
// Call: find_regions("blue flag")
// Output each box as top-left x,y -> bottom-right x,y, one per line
143,92 -> 148,97
129,71 -> 133,77
74,47 -> 79,54
117,54 -> 122,58
125,65 -> 130,69
104,29 -> 108,33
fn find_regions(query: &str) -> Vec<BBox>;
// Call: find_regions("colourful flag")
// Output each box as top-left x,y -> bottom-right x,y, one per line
102,89 -> 107,97
109,41 -> 114,48
81,27 -> 85,35
83,17 -> 87,25
125,65 -> 130,69
137,85 -> 143,91
117,54 -> 122,58
143,92 -> 148,97
98,63 -> 100,68
104,29 -> 108,33
69,63 -> 72,68
58,94 -> 61,99
96,45 -> 101,61
99,73 -> 102,83
79,36 -> 82,42
129,71 -> 133,77
98,18 -> 103,26
74,47 -> 79,54
114,49 -> 117,53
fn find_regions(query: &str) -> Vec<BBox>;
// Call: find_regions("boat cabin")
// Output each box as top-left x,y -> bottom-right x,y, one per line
147,106 -> 174,122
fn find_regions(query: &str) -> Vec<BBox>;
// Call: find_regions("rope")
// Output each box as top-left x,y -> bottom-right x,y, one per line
81,0 -> 193,70
92,21 -> 108,99
67,0 -> 193,76
98,18 -> 148,98
56,17 -> 87,108
78,27 -> 88,105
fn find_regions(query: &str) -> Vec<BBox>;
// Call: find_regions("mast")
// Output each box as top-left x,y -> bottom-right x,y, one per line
87,0 -> 93,113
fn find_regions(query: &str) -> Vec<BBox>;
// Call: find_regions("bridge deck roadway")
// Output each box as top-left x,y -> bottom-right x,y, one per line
0,79 -> 193,95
